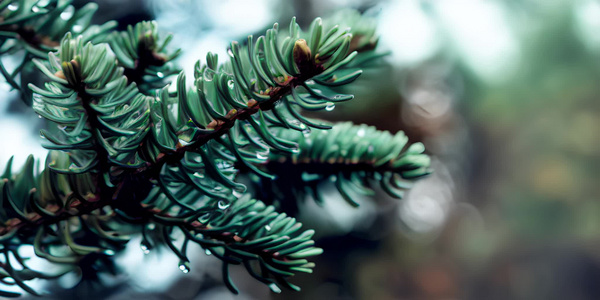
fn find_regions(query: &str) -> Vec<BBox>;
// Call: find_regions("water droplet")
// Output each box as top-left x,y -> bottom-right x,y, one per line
205,248 -> 212,255
193,172 -> 205,179
325,102 -> 335,111
227,79 -> 234,89
140,243 -> 150,254
60,6 -> 74,20
38,115 -> 42,118
305,80 -> 315,85
218,200 -> 230,210
269,283 -> 282,293
302,128 -> 311,137
200,213 -> 211,222
32,6 -> 40,12
156,72 -> 164,78
203,69 -> 214,81
264,224 -> 272,231
178,262 -> 190,273
72,24 -> 83,33
217,161 -> 232,169
256,152 -> 268,160
103,249 -> 115,256
146,223 -> 156,230
7,4 -> 18,11
356,128 -> 365,137
178,139 -> 191,148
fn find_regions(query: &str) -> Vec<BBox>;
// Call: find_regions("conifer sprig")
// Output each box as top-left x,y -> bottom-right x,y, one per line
0,8 -> 432,297
261,122 -> 431,207
142,16 -> 376,180
108,20 -> 181,93
0,0 -> 116,103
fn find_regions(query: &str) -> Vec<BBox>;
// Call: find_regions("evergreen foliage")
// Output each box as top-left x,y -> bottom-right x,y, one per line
0,0 -> 431,296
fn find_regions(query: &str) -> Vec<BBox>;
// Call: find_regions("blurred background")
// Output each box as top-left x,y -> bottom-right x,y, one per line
3,0 -> 599,299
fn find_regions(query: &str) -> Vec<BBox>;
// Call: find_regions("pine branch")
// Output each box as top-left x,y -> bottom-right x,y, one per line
261,122 -> 431,207
108,20 -> 181,93
135,194 -> 321,294
14,17 -> 355,294
0,153 -> 321,296
0,7 -> 432,297
0,3 -> 178,103
0,0 -> 116,103
140,16 -> 374,180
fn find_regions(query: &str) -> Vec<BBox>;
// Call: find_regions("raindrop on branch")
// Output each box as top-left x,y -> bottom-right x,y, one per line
200,212 -> 211,222
178,262 -> 190,273
256,151 -> 269,160
302,128 -> 311,137
218,200 -> 230,210
325,102 -> 335,111
140,243 -> 150,254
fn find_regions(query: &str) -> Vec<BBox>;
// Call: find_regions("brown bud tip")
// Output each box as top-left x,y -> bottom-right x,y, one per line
55,70 -> 66,80
225,109 -> 237,119
70,59 -> 80,70
247,99 -> 258,108
206,119 -> 218,129
293,39 -> 312,67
